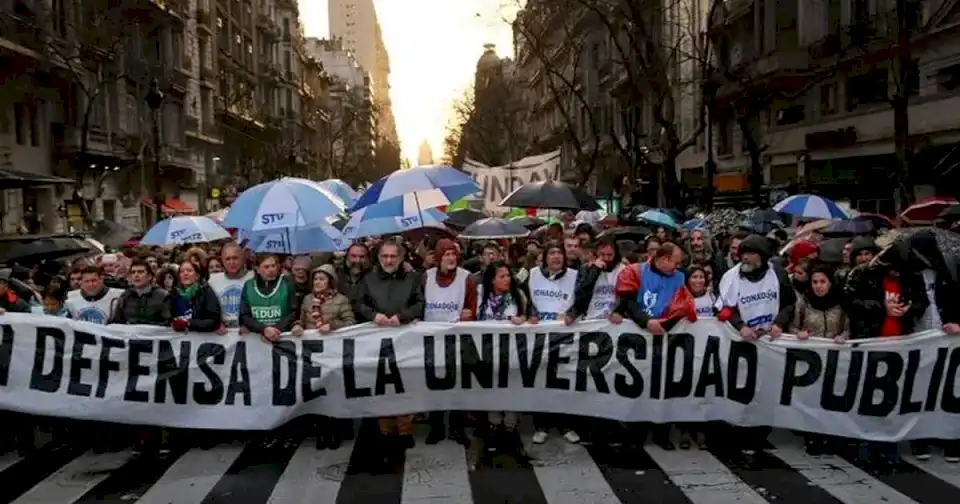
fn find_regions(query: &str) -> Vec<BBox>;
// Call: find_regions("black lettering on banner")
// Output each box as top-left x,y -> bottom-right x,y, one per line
650,334 -> 664,399
693,335 -> 724,398
575,332 -> 611,393
497,333 -> 510,388
727,341 -> 757,404
424,335 -> 457,390
614,333 -> 645,398
545,332 -> 573,391
858,351 -> 903,417
226,341 -> 251,406
342,338 -> 370,398
780,348 -> 821,406
821,349 -> 862,412
155,340 -> 191,404
0,325 -> 13,386
193,342 -> 226,405
96,336 -> 125,398
664,333 -> 694,399
30,326 -> 65,393
460,333 -> 494,389
67,330 -> 97,397
899,349 -> 923,415
124,339 -> 153,402
375,338 -> 403,395
301,340 -> 326,402
515,333 -> 545,388
925,347 -> 948,411
939,347 -> 960,414
272,340 -> 298,406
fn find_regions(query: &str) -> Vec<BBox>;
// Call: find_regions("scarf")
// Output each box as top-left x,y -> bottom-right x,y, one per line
805,284 -> 842,312
173,283 -> 200,319
310,289 -> 335,326
482,292 -> 513,321
176,283 -> 199,300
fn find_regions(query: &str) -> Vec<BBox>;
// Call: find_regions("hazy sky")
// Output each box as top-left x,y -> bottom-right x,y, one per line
297,0 -> 517,163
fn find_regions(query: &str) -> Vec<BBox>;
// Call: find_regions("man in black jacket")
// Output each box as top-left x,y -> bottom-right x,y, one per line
112,259 -> 170,325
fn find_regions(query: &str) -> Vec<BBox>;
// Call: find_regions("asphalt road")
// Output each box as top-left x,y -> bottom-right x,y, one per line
1,422 -> 958,504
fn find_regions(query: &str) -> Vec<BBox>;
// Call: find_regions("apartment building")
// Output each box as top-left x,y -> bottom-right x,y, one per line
681,0 -> 960,213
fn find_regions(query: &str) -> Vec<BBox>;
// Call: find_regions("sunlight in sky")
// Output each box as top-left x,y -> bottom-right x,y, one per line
297,0 -> 517,164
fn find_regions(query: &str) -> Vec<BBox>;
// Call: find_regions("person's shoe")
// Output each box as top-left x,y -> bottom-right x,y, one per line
912,441 -> 931,461
532,430 -> 548,444
449,428 -> 468,445
425,429 -> 445,445
563,430 -> 581,444
654,433 -> 675,451
398,434 -> 415,450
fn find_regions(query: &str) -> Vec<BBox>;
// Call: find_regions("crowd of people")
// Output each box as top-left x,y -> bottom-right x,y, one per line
1,216 -> 958,474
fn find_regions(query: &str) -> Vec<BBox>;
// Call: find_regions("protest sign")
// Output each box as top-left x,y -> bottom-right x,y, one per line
1,312 -> 958,441
463,151 -> 561,214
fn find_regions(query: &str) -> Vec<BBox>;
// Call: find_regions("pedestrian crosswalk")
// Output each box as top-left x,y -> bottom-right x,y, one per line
2,426 -> 960,504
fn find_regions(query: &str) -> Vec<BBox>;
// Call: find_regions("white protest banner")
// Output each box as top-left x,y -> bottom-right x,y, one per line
463,150 -> 561,214
1,312 -> 959,442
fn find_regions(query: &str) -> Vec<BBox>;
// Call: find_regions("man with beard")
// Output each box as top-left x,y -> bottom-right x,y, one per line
354,241 -> 424,460
835,235 -> 879,286
422,238 -> 477,444
339,243 -> 371,307
208,243 -> 254,330
715,234 -> 795,457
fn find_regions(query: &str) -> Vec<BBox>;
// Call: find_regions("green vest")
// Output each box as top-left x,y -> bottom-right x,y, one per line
244,278 -> 291,326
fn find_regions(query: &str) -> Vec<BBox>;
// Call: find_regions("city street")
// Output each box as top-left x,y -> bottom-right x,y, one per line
1,422 -> 958,504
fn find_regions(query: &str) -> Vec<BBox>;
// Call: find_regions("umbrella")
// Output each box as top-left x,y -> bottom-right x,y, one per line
1,236 -> 96,264
319,179 -> 359,205
349,165 -> 479,216
240,224 -> 346,254
818,237 -> 849,263
877,227 -> 960,260
743,208 -> 785,226
773,194 -> 849,219
739,219 -> 782,235
460,217 -> 531,239
445,208 -> 485,228
597,226 -> 652,242
899,196 -> 958,225
937,204 -> 960,221
205,208 -> 228,224
90,220 -> 137,250
223,177 -> 347,232
795,219 -> 832,237
140,216 -> 230,246
822,215 -> 892,236
625,205 -> 652,223
637,209 -> 677,229
509,215 -> 546,229
342,205 -> 448,240
499,180 -> 601,211
683,218 -> 706,230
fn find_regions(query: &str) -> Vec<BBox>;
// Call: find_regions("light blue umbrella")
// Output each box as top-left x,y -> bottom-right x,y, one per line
348,166 -> 479,218
239,223 -> 347,254
319,179 -> 359,205
342,205 -> 448,240
638,209 -> 678,229
140,216 -> 230,246
460,217 -> 530,239
223,177 -> 347,232
773,194 -> 849,219
683,218 -> 706,230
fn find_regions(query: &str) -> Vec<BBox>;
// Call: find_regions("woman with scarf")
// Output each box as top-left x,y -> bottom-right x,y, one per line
476,260 -> 528,455
169,260 -> 222,333
527,241 -> 581,445
789,261 -> 849,455
294,264 -> 356,449
678,264 -> 714,449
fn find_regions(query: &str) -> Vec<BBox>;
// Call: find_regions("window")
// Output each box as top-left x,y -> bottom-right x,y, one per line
775,104 -> 805,125
901,59 -> 920,97
13,104 -> 24,145
936,63 -> 960,92
846,69 -> 888,111
717,117 -> 733,155
819,83 -> 837,116
28,104 -> 38,146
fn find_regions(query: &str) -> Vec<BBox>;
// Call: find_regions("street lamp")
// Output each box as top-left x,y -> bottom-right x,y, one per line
145,78 -> 165,225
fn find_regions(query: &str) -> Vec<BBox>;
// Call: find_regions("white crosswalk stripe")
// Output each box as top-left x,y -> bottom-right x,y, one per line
2,430 -> 960,504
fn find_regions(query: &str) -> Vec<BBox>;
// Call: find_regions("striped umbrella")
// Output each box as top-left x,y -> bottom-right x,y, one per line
774,194 -> 848,220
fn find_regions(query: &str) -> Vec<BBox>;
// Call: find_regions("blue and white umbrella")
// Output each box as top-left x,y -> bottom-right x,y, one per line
342,205 -> 448,240
774,194 -> 849,220
319,179 -> 359,205
683,218 -> 706,230
223,177 -> 347,232
239,223 -> 347,254
141,216 -> 230,246
638,209 -> 678,229
348,166 -> 479,218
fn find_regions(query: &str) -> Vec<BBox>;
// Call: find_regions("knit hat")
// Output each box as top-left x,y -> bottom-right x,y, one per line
789,239 -> 819,267
435,238 -> 459,260
739,234 -> 773,259
313,263 -> 339,289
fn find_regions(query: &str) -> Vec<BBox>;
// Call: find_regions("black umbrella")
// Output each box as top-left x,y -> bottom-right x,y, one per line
822,215 -> 891,237
1,236 -> 96,265
739,219 -> 782,235
509,216 -> 546,229
938,204 -> 960,221
460,217 -> 530,239
597,226 -> 652,242
500,180 -> 601,211
818,237 -> 849,263
445,209 -> 485,229
90,220 -> 137,250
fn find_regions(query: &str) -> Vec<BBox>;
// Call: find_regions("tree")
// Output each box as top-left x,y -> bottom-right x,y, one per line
443,78 -> 529,168
317,78 -> 380,186
17,1 -> 162,226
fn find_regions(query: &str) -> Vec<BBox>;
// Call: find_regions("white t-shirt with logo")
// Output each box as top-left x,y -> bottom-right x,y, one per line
694,292 -> 716,318
424,267 -> 469,322
66,288 -> 124,325
528,267 -> 578,321
209,271 -> 255,327
716,264 -> 780,330
585,264 -> 623,319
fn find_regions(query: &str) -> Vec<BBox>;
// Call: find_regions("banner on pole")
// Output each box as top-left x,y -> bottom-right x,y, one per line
463,150 -> 561,214
1,313 -> 958,441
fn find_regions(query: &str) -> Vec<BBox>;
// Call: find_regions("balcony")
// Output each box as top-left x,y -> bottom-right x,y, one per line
257,13 -> 280,37
200,65 -> 215,83
176,56 -> 193,77
168,68 -> 188,93
185,115 -> 200,133
196,7 -> 212,34
0,10 -> 44,55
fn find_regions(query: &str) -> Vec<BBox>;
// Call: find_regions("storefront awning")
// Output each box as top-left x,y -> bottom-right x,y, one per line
0,169 -> 74,189
142,197 -> 197,215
